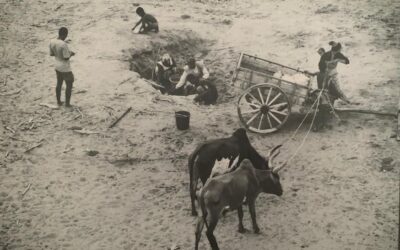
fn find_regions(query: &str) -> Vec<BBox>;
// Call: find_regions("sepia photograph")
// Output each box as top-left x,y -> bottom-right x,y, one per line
0,0 -> 399,249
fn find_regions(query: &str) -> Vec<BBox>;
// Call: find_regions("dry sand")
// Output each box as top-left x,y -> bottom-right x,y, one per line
0,0 -> 399,249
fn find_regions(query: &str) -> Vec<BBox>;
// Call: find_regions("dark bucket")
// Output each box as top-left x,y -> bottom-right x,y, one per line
175,111 -> 190,130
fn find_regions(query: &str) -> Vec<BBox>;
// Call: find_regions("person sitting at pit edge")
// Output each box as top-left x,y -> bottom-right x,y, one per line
175,57 -> 210,95
194,81 -> 218,105
131,7 -> 159,34
153,53 -> 176,93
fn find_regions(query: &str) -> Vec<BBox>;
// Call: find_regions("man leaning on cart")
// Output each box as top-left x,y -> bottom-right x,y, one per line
308,41 -> 351,131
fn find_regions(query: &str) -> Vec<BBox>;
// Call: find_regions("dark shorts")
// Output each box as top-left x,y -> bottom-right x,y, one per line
56,70 -> 74,83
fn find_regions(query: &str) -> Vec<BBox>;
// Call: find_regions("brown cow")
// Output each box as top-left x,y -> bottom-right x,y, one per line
194,153 -> 285,250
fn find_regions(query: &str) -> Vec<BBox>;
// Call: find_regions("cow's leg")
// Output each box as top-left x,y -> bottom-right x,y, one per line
206,213 -> 220,250
237,205 -> 245,233
248,199 -> 260,234
194,216 -> 204,250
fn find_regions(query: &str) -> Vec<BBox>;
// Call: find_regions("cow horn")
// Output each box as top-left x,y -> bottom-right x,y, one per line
268,144 -> 282,169
230,156 -> 239,168
268,145 -> 282,159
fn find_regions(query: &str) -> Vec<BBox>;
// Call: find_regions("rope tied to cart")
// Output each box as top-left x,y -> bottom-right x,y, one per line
276,88 -> 324,169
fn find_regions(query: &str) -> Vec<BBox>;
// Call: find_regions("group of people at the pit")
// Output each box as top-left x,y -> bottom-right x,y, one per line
152,53 -> 218,105
49,6 -> 350,113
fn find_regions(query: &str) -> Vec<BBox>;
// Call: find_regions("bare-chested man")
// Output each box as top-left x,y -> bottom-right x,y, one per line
132,7 -> 159,34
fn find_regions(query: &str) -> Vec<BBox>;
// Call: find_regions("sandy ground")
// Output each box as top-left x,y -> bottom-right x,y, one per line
0,0 -> 399,249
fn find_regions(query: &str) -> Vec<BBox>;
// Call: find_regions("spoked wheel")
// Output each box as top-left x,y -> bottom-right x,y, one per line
237,83 -> 291,134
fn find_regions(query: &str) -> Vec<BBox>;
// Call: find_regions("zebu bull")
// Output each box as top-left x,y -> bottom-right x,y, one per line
188,128 -> 281,216
194,152 -> 286,250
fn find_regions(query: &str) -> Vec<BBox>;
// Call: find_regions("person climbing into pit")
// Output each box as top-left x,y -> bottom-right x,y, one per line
175,57 -> 210,96
131,7 -> 159,34
153,53 -> 177,94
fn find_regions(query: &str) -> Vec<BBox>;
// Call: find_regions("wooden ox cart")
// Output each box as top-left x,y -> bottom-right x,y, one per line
232,53 -> 318,134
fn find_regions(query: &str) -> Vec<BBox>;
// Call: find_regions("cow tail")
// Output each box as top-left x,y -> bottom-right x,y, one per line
188,144 -> 205,187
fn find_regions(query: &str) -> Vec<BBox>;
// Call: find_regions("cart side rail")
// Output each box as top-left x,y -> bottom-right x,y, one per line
240,53 -> 311,75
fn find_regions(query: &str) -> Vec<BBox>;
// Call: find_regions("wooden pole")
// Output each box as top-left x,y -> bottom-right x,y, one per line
333,108 -> 396,117
397,99 -> 400,141
109,107 -> 132,128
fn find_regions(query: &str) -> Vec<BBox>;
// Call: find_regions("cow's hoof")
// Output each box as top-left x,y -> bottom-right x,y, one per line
238,227 -> 246,233
191,211 -> 198,216
254,227 -> 260,234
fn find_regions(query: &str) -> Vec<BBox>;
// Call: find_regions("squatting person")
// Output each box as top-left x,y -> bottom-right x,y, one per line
175,57 -> 210,95
132,7 -> 159,34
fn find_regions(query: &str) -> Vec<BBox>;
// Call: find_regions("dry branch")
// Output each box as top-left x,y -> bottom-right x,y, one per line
108,154 -> 188,166
22,183 -> 31,196
25,140 -> 44,153
142,79 -> 166,89
109,107 -> 132,128
118,77 -> 133,85
39,103 -> 59,109
72,128 -> 100,135
5,126 -> 15,133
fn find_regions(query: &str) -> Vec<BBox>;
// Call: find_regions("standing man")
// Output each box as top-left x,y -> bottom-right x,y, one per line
49,27 -> 75,107
313,41 -> 350,131
318,41 -> 350,103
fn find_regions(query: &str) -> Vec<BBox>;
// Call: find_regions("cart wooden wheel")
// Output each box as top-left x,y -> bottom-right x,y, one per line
237,83 -> 291,134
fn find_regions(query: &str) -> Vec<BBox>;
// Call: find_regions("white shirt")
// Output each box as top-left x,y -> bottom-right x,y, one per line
176,60 -> 209,88
49,38 -> 72,72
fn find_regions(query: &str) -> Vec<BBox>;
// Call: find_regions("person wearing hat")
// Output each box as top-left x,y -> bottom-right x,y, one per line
175,57 -> 210,95
153,53 -> 176,93
318,41 -> 350,104
131,7 -> 159,34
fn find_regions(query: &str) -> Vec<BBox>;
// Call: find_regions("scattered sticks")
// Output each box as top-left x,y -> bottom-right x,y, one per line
0,88 -> 21,96
109,107 -> 132,128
